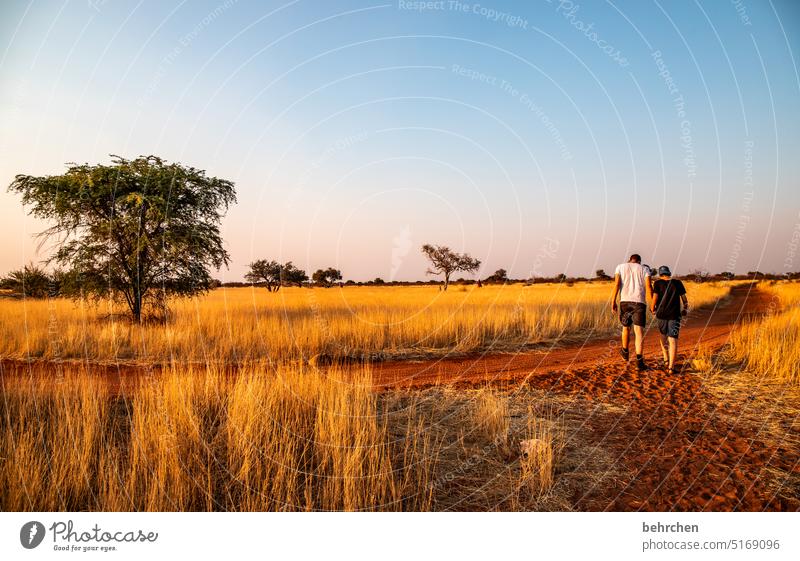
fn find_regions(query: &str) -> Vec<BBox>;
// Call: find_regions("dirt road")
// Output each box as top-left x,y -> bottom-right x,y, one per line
370,283 -> 769,390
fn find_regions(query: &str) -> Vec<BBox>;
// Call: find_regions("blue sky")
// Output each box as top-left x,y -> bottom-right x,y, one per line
1,0 -> 798,280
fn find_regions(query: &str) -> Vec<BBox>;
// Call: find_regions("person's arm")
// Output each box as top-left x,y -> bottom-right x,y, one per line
611,273 -> 621,313
681,293 -> 689,316
651,286 -> 659,314
645,273 -> 654,307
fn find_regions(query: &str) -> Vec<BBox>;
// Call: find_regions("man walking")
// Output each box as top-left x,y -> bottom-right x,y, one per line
611,254 -> 652,370
651,265 -> 688,374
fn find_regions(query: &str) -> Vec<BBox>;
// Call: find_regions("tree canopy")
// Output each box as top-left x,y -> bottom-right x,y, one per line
8,155 -> 236,321
312,267 -> 342,288
421,244 -> 481,291
245,260 -> 307,291
0,264 -> 52,298
485,268 -> 508,283
245,260 -> 282,292
280,262 -> 309,287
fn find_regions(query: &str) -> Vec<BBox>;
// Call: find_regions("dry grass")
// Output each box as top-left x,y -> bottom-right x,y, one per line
382,387 -> 587,511
0,364 -> 572,511
519,412 -> 562,496
730,281 -> 800,384
690,345 -> 719,375
471,388 -> 510,445
0,282 -> 731,364
0,364 -> 436,511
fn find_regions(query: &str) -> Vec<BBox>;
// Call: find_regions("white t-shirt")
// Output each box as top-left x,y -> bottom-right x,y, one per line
615,262 -> 651,304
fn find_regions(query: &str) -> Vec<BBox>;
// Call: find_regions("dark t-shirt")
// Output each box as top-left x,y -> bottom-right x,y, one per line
652,278 -> 687,320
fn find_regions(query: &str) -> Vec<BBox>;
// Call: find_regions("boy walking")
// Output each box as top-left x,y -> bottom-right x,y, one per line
651,266 -> 689,374
611,254 -> 652,370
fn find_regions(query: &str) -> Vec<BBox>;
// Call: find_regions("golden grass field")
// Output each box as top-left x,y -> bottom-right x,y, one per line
730,281 -> 800,384
0,363 -> 565,511
3,279 -> 799,511
0,281 -> 731,364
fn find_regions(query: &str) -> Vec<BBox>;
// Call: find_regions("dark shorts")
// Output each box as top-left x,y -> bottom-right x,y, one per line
658,318 -> 681,338
619,302 -> 646,327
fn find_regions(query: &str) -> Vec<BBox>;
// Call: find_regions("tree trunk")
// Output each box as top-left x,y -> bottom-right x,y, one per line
131,293 -> 142,323
443,273 -> 450,291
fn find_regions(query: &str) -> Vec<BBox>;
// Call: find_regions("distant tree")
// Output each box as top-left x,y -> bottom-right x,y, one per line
280,262 -> 308,287
245,259 -> 283,292
556,273 -> 567,283
8,155 -> 236,321
719,271 -> 735,281
485,268 -> 508,284
690,268 -> 710,283
0,263 -> 53,298
373,277 -> 385,285
312,267 -> 342,288
421,244 -> 481,291
595,269 -> 611,280
245,259 -> 306,292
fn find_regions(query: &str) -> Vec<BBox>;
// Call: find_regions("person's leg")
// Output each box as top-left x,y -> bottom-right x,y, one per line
633,325 -> 644,356
656,320 -> 670,367
659,333 -> 669,363
668,336 -> 678,369
619,303 -> 634,361
620,326 -> 630,360
633,304 -> 647,370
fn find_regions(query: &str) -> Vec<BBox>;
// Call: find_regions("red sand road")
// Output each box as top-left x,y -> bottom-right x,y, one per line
370,282 -> 770,390
372,282 -> 800,511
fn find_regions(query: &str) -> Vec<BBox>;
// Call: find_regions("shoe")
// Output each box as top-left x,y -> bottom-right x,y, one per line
637,357 -> 647,371
620,347 -> 629,361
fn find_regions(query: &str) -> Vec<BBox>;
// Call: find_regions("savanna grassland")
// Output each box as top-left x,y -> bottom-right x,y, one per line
1,362 -> 568,511
0,281 -> 730,364
731,281 -> 800,384
3,280 -> 800,511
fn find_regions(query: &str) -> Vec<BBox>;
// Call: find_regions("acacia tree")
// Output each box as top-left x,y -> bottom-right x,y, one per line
421,244 -> 481,291
312,267 -> 342,288
245,260 -> 307,291
8,155 -> 236,321
485,268 -> 508,284
281,262 -> 308,287
245,259 -> 282,292
0,263 -> 53,298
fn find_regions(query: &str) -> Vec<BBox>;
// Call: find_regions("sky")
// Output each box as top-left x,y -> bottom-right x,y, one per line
0,0 -> 799,281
